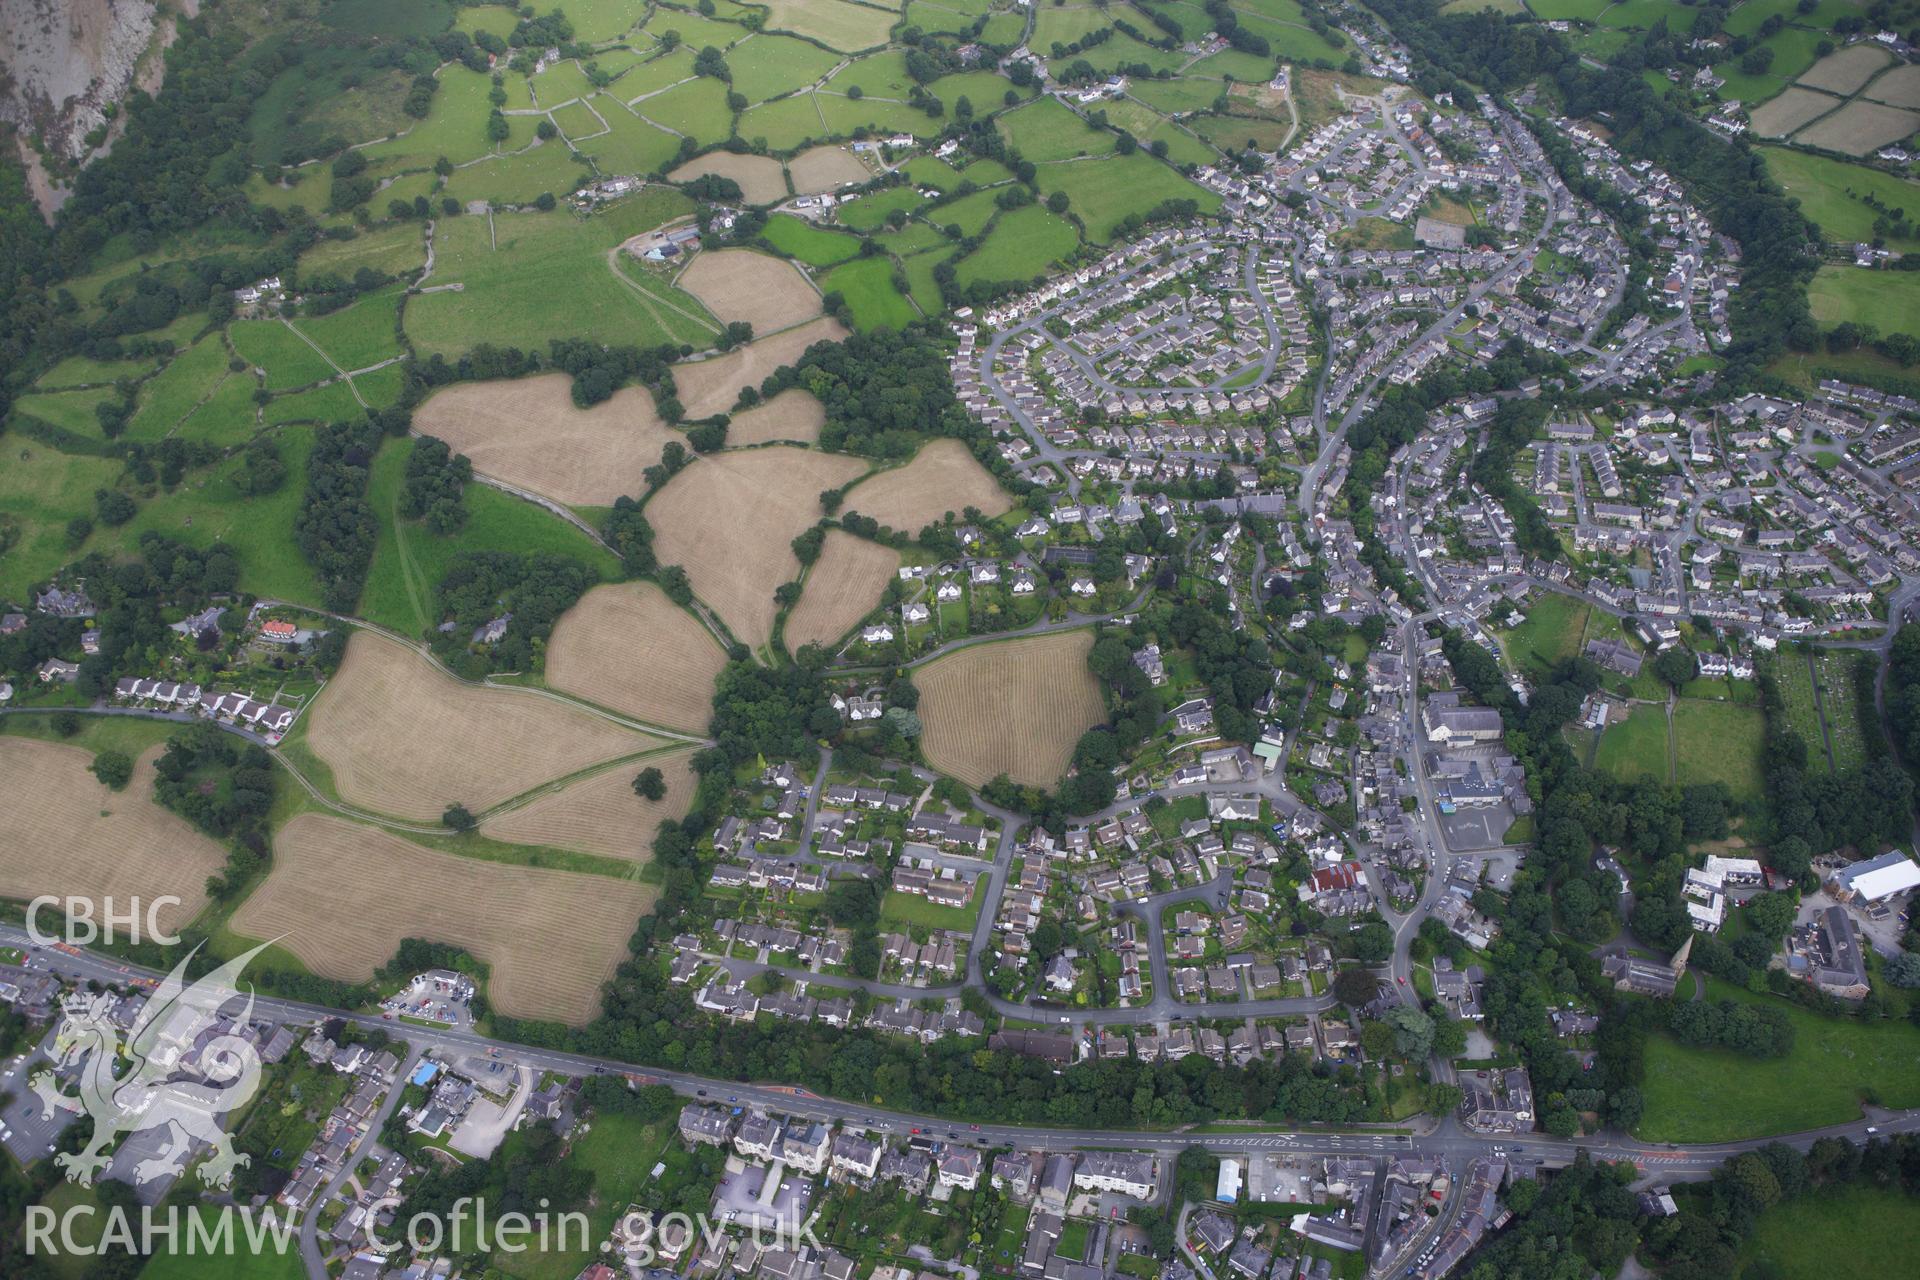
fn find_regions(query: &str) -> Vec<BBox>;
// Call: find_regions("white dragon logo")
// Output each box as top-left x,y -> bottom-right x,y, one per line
31,941 -> 272,1188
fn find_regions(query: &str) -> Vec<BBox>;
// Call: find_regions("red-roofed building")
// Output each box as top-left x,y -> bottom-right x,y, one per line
260,619 -> 298,643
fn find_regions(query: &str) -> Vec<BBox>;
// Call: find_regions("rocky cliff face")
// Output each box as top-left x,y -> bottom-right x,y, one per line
0,0 -> 187,213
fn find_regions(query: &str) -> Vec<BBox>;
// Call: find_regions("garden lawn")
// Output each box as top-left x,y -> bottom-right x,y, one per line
879,889 -> 981,932
1639,975 -> 1920,1141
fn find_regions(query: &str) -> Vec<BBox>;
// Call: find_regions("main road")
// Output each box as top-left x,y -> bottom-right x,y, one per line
9,923 -> 1912,1194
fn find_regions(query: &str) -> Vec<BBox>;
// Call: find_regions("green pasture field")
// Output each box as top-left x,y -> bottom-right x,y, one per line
535,59 -> 600,107
175,373 -> 262,446
247,49 -> 416,168
555,0 -> 652,43
32,350 -> 160,390
1032,5 -> 1116,47
298,223 -> 428,278
404,189 -> 709,356
642,9 -> 747,52
1034,151 -> 1219,242
905,0 -> 983,34
822,256 -> 918,330
1760,146 -> 1920,249
926,71 -> 1032,109
351,361 -> 410,409
1524,0 -> 1613,18
581,106 -> 683,175
1100,100 -> 1218,165
296,288 -> 406,372
837,185 -> 928,231
359,66 -> 508,171
902,153 -> 1010,189
1127,78 -> 1229,116
926,188 -> 1003,237
442,138 -> 594,205
999,96 -> 1115,162
125,337 -> 233,441
826,50 -> 916,99
903,248 -> 955,315
360,436 -> 622,633
739,92 -> 830,149
552,99 -> 608,141
981,11 -> 1026,42
635,76 -> 736,145
1715,25 -> 1828,102
877,219 -> 948,255
14,425 -> 323,608
10,386 -> 121,440
0,447 -> 122,600
1639,975 -> 1920,1141
728,34 -> 841,103
1593,701 -> 1670,785
955,205 -> 1080,286
619,48 -> 700,100
1671,697 -> 1766,802
1735,1185 -> 1920,1280
231,319 -> 338,390
1596,0 -> 1699,29
1191,112 -> 1294,153
262,379 -> 364,427
1810,263 -> 1920,334
816,93 -> 939,138
762,214 -> 864,265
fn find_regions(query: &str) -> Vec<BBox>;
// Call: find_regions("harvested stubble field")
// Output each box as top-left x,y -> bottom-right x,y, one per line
648,446 -> 868,648
840,438 -> 1013,531
1750,86 -> 1842,136
672,315 -> 847,419
916,630 -> 1106,788
668,152 -> 790,204
1866,64 -> 1920,107
1796,100 -> 1920,155
728,387 -> 825,445
788,144 -> 871,193
306,632 -> 661,821
481,747 -> 698,859
0,741 -> 222,938
786,530 -> 900,651
411,375 -> 681,507
1797,45 -> 1891,94
545,581 -> 729,730
231,814 -> 653,1024
677,249 -> 821,334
